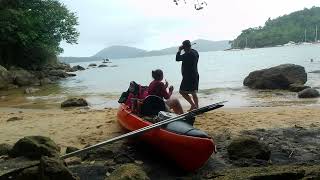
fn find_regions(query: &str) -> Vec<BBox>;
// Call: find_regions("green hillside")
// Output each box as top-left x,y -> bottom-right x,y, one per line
231,7 -> 320,49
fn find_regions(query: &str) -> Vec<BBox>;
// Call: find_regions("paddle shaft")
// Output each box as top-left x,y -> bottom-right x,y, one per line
61,101 -> 226,159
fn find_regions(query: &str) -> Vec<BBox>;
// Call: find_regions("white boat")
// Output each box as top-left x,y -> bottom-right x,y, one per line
284,41 -> 296,46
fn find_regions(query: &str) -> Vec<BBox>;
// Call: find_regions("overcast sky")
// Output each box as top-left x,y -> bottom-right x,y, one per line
60,0 -> 320,57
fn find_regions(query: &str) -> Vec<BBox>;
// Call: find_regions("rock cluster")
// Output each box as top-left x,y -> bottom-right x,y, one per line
0,136 -> 78,180
244,64 -> 320,99
71,65 -> 85,72
0,62 -> 76,90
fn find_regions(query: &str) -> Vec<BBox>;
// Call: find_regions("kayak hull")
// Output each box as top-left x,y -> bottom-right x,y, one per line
117,104 -> 215,172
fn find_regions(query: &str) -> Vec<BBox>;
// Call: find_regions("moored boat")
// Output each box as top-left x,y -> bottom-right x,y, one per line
117,103 -> 216,172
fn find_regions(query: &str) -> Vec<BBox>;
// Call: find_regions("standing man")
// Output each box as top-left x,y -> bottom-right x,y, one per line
176,40 -> 199,111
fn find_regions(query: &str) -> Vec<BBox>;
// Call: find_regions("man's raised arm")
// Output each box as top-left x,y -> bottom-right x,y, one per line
176,46 -> 184,61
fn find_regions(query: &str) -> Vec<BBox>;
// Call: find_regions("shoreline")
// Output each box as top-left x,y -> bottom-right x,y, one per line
1,87 -> 319,110
1,105 -> 319,148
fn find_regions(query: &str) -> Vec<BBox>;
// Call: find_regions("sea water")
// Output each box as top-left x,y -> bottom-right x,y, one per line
28,44 -> 320,108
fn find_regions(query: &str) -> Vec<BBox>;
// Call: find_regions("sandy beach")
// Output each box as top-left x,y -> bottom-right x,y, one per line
1,106 -> 319,149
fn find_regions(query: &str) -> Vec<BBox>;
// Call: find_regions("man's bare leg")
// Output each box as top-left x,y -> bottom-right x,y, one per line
191,92 -> 199,109
180,91 -> 196,110
166,98 -> 184,114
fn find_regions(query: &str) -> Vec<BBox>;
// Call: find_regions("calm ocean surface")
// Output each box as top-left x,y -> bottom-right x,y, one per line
30,44 -> 320,108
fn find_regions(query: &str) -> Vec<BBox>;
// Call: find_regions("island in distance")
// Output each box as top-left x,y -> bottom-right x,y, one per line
59,39 -> 230,63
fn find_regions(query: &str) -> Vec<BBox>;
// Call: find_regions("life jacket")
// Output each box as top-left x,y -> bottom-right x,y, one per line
118,81 -> 148,108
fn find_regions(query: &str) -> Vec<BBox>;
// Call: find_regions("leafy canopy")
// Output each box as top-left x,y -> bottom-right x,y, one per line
0,0 -> 79,67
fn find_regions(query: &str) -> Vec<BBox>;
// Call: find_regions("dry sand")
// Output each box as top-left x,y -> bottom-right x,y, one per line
0,106 -> 319,149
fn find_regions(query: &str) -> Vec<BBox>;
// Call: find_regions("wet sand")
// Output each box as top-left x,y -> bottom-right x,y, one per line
0,106 -> 320,149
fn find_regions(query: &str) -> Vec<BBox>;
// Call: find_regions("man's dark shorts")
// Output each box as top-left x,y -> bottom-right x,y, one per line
179,74 -> 199,94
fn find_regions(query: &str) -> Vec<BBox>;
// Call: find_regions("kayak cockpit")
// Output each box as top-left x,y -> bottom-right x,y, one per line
142,111 -> 210,139
164,121 -> 210,138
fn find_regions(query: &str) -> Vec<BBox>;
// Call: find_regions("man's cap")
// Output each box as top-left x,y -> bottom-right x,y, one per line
182,40 -> 191,48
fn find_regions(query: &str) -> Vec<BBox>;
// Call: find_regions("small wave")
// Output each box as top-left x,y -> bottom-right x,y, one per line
199,87 -> 244,95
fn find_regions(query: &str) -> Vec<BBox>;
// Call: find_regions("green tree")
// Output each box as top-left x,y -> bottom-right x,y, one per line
232,7 -> 320,49
0,0 -> 79,69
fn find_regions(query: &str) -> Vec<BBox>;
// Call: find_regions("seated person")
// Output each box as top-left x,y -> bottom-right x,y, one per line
148,69 -> 184,114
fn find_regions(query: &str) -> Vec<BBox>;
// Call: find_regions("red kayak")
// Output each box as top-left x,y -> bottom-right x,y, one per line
117,104 -> 216,172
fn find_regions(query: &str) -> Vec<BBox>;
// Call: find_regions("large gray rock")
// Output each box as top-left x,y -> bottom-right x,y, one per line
107,163 -> 149,180
0,65 -> 12,89
71,65 -> 85,71
244,64 -> 307,89
9,136 -> 60,159
39,156 -> 79,180
227,136 -> 271,161
298,88 -> 320,98
98,64 -> 108,68
88,63 -> 97,67
11,69 -> 40,87
61,98 -> 88,108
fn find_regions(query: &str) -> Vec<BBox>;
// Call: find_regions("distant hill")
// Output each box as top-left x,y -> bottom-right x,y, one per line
94,46 -> 147,59
60,39 -> 230,63
231,7 -> 320,49
142,39 -> 230,57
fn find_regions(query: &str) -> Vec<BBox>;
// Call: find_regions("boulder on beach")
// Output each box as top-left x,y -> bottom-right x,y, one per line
72,65 -> 85,71
9,136 -> 60,159
227,136 -> 271,161
288,83 -> 310,92
298,88 -> 320,98
11,69 -> 40,87
0,143 -> 12,156
88,63 -> 97,67
98,64 -> 108,68
244,64 -> 307,89
108,163 -> 149,180
39,156 -> 79,180
0,65 -> 12,89
61,98 -> 88,108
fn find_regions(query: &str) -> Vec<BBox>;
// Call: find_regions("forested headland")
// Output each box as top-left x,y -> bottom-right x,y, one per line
0,0 -> 79,70
231,7 -> 320,49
